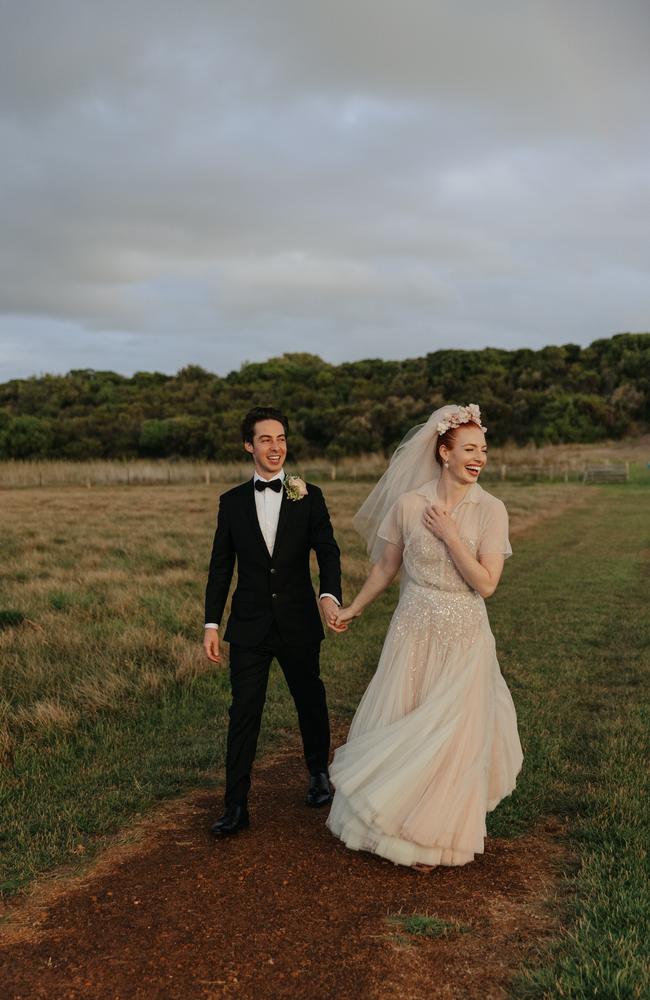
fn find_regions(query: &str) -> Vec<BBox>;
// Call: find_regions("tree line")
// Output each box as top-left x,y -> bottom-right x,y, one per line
0,333 -> 647,461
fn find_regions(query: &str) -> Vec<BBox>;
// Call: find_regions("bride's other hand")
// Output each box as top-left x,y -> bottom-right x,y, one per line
423,504 -> 458,543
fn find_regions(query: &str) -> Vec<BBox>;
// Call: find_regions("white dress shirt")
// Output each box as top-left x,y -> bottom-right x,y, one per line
204,468 -> 339,628
254,469 -> 285,554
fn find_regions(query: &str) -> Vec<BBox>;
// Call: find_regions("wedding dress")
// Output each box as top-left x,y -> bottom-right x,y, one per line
327,480 -> 523,867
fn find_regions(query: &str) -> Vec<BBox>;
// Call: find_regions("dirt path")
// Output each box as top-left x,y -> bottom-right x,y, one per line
0,731 -> 566,1000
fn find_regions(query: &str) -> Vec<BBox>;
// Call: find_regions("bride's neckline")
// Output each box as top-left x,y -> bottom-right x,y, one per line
435,483 -> 474,515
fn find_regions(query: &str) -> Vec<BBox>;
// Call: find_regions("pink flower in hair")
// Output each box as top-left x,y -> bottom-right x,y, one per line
436,404 -> 487,436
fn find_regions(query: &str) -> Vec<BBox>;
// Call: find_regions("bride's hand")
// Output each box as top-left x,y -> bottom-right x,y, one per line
333,605 -> 361,629
423,504 -> 458,543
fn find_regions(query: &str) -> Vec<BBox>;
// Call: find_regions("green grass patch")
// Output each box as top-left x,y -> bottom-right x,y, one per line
0,609 -> 25,630
491,484 -> 649,998
47,589 -> 76,612
386,912 -> 467,939
0,681 -> 231,894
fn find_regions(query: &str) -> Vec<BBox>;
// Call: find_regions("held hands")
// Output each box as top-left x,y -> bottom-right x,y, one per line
422,504 -> 459,544
320,596 -> 348,634
332,605 -> 361,630
203,627 -> 223,664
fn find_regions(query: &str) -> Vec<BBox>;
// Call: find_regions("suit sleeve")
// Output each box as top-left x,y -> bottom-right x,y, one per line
309,486 -> 342,605
204,495 -> 236,625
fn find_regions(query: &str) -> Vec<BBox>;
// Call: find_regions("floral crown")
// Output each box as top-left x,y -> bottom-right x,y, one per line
436,404 -> 486,436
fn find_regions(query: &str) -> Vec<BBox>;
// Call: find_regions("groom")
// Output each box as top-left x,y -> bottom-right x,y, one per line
203,406 -> 343,835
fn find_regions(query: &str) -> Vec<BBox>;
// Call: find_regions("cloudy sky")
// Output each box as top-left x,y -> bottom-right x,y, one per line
1,0 -> 649,381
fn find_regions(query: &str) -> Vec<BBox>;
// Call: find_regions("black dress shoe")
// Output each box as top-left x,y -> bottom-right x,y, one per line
210,805 -> 250,836
305,771 -> 332,808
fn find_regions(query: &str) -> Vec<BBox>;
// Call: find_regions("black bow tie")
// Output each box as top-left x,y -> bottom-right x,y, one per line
255,478 -> 283,493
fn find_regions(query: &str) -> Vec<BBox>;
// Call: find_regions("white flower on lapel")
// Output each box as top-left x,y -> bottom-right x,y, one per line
284,475 -> 308,501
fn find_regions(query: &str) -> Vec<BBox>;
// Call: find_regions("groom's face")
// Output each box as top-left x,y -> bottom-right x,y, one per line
244,419 -> 287,478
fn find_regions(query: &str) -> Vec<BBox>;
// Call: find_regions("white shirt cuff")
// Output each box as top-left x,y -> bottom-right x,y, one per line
204,623 -> 219,629
319,593 -> 340,606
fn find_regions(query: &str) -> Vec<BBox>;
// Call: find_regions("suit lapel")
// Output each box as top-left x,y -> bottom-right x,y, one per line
243,480 -> 272,560
273,485 -> 291,555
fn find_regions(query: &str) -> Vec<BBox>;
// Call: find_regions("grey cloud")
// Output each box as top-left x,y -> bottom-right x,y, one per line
0,1 -> 649,380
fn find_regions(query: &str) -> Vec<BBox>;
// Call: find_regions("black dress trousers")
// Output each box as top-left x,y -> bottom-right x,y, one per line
225,625 -> 330,808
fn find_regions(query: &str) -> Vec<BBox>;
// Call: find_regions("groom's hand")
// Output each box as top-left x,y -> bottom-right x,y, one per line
203,627 -> 222,663
319,596 -> 347,633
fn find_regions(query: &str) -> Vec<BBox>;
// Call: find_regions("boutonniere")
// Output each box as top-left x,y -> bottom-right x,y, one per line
284,475 -> 308,501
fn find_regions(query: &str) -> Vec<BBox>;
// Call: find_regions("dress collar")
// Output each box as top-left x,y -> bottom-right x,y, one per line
416,480 -> 483,507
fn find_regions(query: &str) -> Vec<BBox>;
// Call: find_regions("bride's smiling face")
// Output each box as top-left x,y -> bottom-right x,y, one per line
439,424 -> 487,484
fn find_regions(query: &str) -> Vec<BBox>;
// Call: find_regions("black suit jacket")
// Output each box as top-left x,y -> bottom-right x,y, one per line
204,479 -> 342,647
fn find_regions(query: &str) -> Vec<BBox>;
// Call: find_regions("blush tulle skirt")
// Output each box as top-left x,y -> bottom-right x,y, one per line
326,584 -> 523,867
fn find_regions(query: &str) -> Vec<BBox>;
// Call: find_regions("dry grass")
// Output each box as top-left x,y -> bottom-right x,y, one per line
488,435 -> 650,469
14,699 -> 79,733
0,459 -> 251,488
0,725 -> 13,765
0,478 -> 590,748
71,673 -> 132,713
171,635 -> 218,681
0,435 -> 648,488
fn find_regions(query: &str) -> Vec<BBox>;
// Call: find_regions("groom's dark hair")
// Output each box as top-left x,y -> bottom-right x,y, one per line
241,407 -> 290,444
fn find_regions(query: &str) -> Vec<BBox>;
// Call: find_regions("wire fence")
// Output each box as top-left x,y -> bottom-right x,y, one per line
0,457 -> 638,489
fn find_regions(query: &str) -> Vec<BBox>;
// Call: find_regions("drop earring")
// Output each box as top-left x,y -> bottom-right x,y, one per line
444,461 -> 449,468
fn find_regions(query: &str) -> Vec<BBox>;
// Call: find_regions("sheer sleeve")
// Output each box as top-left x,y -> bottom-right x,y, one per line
377,496 -> 405,548
478,499 -> 512,559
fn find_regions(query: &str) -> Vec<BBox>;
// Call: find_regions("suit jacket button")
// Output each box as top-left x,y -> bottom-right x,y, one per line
270,568 -> 276,574
272,593 -> 277,599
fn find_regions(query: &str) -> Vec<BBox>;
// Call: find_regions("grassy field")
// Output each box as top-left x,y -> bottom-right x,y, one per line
489,485 -> 649,997
0,434 -> 648,488
1,475 -> 648,995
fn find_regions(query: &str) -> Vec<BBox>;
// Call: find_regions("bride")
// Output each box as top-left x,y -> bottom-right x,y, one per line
326,404 -> 523,869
